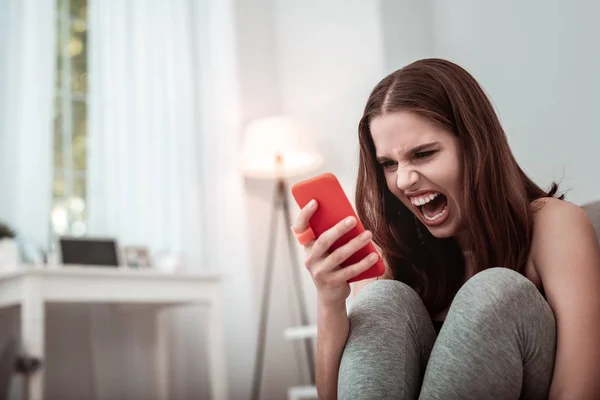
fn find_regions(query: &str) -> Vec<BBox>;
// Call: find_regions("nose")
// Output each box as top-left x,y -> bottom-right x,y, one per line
396,165 -> 419,191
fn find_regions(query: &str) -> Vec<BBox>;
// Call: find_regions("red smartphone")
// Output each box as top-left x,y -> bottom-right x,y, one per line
291,172 -> 386,283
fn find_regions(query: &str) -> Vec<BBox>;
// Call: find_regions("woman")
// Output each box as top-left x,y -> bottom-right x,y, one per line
291,58 -> 600,399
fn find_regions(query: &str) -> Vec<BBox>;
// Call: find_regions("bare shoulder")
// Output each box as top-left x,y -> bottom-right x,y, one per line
531,197 -> 597,271
531,197 -> 590,231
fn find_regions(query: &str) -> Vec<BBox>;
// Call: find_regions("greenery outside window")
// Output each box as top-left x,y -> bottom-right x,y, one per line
52,0 -> 88,237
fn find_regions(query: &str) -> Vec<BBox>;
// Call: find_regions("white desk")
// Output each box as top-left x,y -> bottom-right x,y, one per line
0,265 -> 227,400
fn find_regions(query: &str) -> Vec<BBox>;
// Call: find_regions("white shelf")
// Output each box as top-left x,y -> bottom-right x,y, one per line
284,327 -> 318,399
284,325 -> 317,340
288,385 -> 318,400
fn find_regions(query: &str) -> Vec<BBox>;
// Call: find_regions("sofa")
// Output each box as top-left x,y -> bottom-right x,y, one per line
583,200 -> 600,240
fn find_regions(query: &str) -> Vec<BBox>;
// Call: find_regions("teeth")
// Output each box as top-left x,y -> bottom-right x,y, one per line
409,192 -> 440,207
423,206 -> 448,221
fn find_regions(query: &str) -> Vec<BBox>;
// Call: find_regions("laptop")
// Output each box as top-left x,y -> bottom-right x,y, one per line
59,237 -> 121,267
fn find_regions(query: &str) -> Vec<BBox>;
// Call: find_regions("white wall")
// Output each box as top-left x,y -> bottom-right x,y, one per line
430,0 -> 600,205
273,0 -> 386,192
380,0 -> 434,74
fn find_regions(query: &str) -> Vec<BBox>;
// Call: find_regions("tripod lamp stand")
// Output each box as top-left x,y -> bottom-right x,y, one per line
241,116 -> 323,400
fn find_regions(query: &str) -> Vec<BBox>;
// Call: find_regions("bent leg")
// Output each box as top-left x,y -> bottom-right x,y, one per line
419,267 -> 556,400
338,280 -> 436,400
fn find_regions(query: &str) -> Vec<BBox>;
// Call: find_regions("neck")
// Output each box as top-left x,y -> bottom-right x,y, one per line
455,231 -> 476,279
454,230 -> 473,254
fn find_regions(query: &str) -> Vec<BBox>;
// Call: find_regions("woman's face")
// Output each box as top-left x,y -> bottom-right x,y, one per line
370,110 -> 464,239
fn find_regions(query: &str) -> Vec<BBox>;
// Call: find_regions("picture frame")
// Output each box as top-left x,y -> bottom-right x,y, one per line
123,246 -> 153,269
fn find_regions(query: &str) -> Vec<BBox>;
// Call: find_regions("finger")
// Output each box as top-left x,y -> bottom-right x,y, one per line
291,199 -> 318,234
311,216 -> 357,259
322,230 -> 372,271
334,252 -> 379,282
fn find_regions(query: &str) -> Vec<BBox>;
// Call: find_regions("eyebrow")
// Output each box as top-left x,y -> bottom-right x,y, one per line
376,141 -> 440,163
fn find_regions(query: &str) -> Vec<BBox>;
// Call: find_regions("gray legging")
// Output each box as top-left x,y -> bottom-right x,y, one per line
338,268 -> 556,399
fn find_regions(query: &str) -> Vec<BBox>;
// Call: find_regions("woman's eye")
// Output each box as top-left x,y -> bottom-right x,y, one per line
380,160 -> 397,169
414,150 -> 436,160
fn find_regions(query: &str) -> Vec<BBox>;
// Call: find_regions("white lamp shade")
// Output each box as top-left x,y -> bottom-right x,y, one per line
241,116 -> 323,179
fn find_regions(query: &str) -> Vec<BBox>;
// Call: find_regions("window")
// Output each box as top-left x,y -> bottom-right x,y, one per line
52,0 -> 88,237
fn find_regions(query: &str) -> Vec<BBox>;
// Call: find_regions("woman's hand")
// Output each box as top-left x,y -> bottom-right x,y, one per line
292,199 -> 379,307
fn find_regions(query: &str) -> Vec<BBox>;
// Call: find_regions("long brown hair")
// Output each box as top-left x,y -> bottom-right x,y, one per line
356,58 -> 563,317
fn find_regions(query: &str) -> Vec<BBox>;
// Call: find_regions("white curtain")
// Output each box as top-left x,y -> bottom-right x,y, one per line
0,0 -> 55,251
0,1 -> 54,399
87,0 -> 204,266
87,0 -> 257,399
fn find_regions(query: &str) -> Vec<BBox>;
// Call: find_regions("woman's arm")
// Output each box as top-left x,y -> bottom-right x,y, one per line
532,198 -> 600,399
315,300 -> 350,400
317,248 -> 392,399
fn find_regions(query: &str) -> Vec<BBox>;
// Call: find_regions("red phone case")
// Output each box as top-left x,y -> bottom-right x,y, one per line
291,172 -> 385,283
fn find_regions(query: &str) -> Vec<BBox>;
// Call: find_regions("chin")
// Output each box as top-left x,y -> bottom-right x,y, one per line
423,222 -> 459,239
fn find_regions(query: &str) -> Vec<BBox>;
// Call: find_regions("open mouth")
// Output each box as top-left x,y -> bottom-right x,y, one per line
410,192 -> 449,223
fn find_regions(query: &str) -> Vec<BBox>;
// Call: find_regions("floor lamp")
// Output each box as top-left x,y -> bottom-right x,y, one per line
241,116 -> 323,400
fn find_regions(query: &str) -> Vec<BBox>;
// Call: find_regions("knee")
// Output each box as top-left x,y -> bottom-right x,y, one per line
451,267 -> 553,323
460,267 -> 536,300
341,281 -> 435,399
349,280 -> 428,329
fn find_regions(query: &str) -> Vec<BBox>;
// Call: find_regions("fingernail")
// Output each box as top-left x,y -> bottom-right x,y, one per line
369,253 -> 378,262
360,231 -> 371,240
345,217 -> 356,226
308,200 -> 316,209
